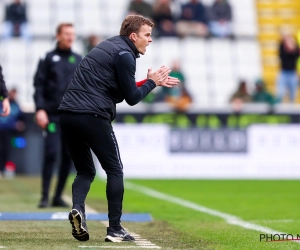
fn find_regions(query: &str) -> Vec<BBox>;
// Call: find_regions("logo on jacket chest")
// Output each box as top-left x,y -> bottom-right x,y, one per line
68,55 -> 76,64
52,55 -> 61,62
51,55 -> 77,65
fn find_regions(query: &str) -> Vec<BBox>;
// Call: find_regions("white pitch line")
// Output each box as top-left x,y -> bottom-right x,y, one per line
125,181 -> 300,244
0,247 -> 6,249
100,221 -> 160,249
79,247 -> 158,249
63,195 -> 161,248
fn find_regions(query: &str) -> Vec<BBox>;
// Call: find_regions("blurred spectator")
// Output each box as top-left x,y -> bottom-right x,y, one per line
127,0 -> 153,19
0,88 -> 25,178
209,0 -> 233,38
276,32 -> 299,103
156,60 -> 192,111
252,79 -> 277,106
176,0 -> 208,38
229,80 -> 251,112
296,29 -> 300,77
152,0 -> 177,37
2,0 -> 31,41
84,34 -> 101,54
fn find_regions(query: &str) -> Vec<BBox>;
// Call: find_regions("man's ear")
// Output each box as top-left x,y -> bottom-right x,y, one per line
129,33 -> 137,42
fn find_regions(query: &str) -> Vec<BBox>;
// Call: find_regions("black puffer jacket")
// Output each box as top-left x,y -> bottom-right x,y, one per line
58,36 -> 156,121
33,46 -> 82,114
0,65 -> 8,99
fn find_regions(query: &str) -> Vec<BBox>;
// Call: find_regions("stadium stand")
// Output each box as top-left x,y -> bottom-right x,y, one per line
256,0 -> 300,100
0,0 -> 262,111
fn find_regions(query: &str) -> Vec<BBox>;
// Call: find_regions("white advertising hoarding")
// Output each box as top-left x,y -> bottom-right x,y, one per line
94,124 -> 300,179
247,125 -> 300,178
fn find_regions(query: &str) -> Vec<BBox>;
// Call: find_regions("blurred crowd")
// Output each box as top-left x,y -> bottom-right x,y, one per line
230,29 -> 300,111
0,0 -> 234,42
1,0 -> 300,114
128,0 -> 233,39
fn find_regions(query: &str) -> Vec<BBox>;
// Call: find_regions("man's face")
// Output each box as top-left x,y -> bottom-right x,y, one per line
132,24 -> 152,55
57,26 -> 75,50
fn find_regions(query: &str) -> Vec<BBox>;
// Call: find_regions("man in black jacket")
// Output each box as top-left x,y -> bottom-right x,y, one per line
33,23 -> 82,208
59,15 -> 179,242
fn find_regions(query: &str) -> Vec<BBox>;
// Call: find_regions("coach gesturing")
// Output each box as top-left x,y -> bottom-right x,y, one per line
58,15 -> 179,242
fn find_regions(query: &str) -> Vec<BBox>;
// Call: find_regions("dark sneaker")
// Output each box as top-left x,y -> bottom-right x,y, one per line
105,226 -> 135,242
68,205 -> 89,241
52,198 -> 69,207
38,198 -> 49,208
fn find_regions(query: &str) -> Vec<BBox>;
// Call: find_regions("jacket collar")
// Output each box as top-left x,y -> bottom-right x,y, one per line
120,36 -> 140,58
55,43 -> 72,55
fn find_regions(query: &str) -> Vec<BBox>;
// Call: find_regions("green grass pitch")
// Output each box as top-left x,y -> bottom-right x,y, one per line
0,176 -> 300,249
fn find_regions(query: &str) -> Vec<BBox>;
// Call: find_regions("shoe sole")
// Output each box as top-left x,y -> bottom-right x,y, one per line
105,235 -> 135,242
69,209 -> 89,241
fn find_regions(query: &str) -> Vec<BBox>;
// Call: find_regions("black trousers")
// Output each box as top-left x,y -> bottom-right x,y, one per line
60,112 -> 124,228
41,115 -> 72,201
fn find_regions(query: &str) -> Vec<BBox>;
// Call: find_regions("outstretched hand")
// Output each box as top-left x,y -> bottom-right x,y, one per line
147,66 -> 179,88
160,76 -> 180,88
